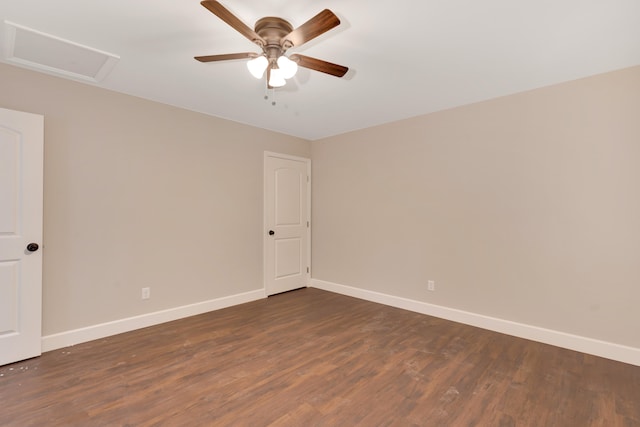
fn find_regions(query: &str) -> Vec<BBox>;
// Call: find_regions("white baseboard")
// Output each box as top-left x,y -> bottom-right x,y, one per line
42,289 -> 266,352
311,279 -> 640,367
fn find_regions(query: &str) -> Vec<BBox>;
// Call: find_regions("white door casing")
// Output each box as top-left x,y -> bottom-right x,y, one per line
264,153 -> 310,296
0,108 -> 44,366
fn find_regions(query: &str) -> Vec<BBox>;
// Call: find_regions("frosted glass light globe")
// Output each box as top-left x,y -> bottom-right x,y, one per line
277,56 -> 298,79
246,56 -> 268,79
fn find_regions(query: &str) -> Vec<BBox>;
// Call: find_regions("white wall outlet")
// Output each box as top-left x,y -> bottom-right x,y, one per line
141,287 -> 151,300
427,280 -> 435,291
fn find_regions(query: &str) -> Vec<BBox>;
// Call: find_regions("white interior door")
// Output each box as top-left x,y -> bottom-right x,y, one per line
264,153 -> 310,296
0,107 -> 44,366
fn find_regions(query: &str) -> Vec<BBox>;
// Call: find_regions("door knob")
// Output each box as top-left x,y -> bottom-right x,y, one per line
26,243 -> 39,252
268,230 -> 275,236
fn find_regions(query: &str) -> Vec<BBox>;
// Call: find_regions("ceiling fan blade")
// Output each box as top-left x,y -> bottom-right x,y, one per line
200,1 -> 265,46
283,9 -> 340,48
195,52 -> 256,62
289,54 -> 348,77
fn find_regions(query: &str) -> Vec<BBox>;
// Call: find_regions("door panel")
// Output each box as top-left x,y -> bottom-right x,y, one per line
275,168 -> 302,226
0,108 -> 43,366
265,154 -> 310,296
275,238 -> 302,278
0,130 -> 19,232
0,261 -> 19,334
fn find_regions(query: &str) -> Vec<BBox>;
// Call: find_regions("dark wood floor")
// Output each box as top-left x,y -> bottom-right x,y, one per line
1,288 -> 639,426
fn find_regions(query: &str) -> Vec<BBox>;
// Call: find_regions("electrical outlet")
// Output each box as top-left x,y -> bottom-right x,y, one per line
141,287 -> 151,300
427,280 -> 435,291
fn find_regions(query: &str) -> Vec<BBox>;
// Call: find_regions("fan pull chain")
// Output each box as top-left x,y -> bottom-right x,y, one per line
264,88 -> 277,106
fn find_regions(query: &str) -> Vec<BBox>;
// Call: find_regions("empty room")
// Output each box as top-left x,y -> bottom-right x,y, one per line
1,0 -> 639,425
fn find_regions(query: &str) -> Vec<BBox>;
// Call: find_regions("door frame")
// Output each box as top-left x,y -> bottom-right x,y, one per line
263,151 -> 311,295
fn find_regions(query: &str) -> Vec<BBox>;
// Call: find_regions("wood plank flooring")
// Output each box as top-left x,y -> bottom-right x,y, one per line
1,288 -> 639,426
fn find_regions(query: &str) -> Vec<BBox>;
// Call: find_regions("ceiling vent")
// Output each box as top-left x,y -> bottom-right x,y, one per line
1,21 -> 119,82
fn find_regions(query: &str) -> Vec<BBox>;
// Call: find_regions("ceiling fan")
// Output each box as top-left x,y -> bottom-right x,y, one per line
195,1 -> 349,89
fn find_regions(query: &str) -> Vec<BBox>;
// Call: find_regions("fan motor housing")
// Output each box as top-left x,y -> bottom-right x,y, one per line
255,17 -> 293,45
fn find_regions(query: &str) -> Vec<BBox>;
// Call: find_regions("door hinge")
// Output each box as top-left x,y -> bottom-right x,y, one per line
307,267 -> 310,274
307,221 -> 310,227
307,175 -> 310,183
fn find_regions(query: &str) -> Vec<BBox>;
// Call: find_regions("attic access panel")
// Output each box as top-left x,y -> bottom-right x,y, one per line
2,21 -> 119,82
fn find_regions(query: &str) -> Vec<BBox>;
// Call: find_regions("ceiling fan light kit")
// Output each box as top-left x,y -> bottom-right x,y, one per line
246,55 -> 297,85
195,1 -> 348,90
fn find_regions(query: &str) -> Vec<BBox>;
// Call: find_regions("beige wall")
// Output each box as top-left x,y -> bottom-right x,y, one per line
312,66 -> 640,348
0,63 -> 310,336
2,60 -> 638,350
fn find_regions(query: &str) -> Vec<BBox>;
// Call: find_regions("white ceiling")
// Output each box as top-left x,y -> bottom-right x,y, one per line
1,0 -> 639,140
